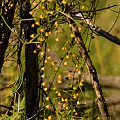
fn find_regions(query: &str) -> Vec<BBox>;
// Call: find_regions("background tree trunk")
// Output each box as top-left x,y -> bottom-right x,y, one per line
20,1 -> 39,119
0,0 -> 17,72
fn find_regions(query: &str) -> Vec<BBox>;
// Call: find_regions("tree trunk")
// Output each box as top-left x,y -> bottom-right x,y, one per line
0,0 -> 17,72
20,1 -> 39,119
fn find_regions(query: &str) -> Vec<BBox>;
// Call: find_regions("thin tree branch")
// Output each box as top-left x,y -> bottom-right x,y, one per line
0,82 -> 15,91
72,8 -> 120,45
65,6 -> 110,120
73,3 -> 120,13
0,104 -> 11,109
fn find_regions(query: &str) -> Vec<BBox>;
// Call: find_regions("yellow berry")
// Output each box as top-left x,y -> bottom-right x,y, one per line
50,11 -> 54,15
29,11 -> 33,15
45,97 -> 49,101
41,6 -> 45,9
66,55 -> 69,59
71,33 -> 75,37
57,29 -> 60,33
81,5 -> 85,9
44,87 -> 47,91
58,92 -> 61,96
44,59 -> 48,63
81,79 -> 84,82
48,116 -> 52,120
65,98 -> 68,102
45,105 -> 49,109
62,0 -> 67,4
75,112 -> 78,115
77,70 -> 81,75
68,74 -> 72,77
75,64 -> 78,67
33,50 -> 37,53
58,74 -> 62,79
78,27 -> 82,31
73,109 -> 76,112
62,47 -> 66,50
32,1 -> 36,5
55,21 -> 58,27
49,31 -> 52,35
73,94 -> 77,99
73,86 -> 77,90
58,101 -> 61,105
42,82 -> 45,86
72,54 -> 75,57
77,101 -> 80,105
55,38 -> 59,41
30,34 -> 34,38
79,82 -> 83,86
55,67 -> 58,71
40,28 -> 44,32
47,56 -> 51,60
41,74 -> 45,78
45,32 -> 49,36
41,67 -> 45,71
58,79 -> 62,84
66,107 -> 69,110
10,4 -> 14,7
63,103 -> 66,108
64,61 -> 68,66
61,98 -> 64,102
40,52 -> 44,56
37,45 -> 41,49
76,93 -> 79,97
35,21 -> 39,25
39,38 -> 44,41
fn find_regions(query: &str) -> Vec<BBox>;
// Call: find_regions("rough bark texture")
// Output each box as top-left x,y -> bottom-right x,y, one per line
20,1 -> 39,119
0,0 -> 17,72
65,8 -> 110,120
74,10 -> 120,45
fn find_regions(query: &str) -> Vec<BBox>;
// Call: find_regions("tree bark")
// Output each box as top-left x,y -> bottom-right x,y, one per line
19,1 -> 39,119
74,10 -> 120,45
0,0 -> 17,72
65,6 -> 110,120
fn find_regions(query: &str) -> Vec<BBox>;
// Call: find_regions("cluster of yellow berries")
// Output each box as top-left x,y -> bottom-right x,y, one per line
58,74 -> 62,84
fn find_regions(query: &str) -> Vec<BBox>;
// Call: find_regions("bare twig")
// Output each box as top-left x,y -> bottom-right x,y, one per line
72,8 -> 120,45
73,3 -> 120,13
65,6 -> 110,120
0,104 -> 11,109
0,82 -> 15,91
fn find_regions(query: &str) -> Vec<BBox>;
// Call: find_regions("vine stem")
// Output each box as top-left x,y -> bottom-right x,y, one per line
0,13 -> 24,44
65,6 -> 110,120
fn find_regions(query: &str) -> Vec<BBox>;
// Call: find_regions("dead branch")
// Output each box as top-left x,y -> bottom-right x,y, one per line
73,8 -> 120,45
65,6 -> 110,120
0,82 -> 15,91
